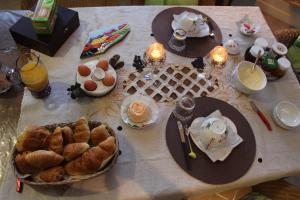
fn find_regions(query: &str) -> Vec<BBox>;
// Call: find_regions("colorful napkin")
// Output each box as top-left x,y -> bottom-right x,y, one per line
80,24 -> 130,59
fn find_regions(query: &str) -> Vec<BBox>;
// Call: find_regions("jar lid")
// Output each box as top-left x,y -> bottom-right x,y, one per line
272,42 -> 288,55
263,56 -> 278,70
255,37 -> 268,49
250,45 -> 264,58
278,57 -> 291,71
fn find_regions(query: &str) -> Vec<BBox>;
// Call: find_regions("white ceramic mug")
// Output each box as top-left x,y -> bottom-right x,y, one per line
200,117 -> 227,146
178,12 -> 200,34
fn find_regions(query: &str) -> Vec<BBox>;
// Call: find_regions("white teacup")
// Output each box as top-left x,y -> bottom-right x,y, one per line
200,117 -> 227,146
177,12 -> 200,34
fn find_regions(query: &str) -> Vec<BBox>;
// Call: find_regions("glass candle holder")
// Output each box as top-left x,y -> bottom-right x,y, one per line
16,52 -> 51,98
143,42 -> 166,80
210,46 -> 228,66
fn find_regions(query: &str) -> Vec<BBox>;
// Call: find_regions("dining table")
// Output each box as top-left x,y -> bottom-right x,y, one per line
1,5 -> 300,200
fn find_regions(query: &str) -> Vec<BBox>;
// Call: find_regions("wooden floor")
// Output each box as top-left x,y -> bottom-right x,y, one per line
262,11 -> 295,34
253,179 -> 300,200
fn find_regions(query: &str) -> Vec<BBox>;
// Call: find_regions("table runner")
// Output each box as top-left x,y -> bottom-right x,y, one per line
1,6 -> 300,200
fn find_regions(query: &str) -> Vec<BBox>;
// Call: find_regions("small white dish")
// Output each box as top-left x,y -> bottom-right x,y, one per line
172,11 -> 210,38
236,15 -> 260,37
91,68 -> 105,81
120,94 -> 159,129
273,101 -> 300,129
76,60 -> 117,97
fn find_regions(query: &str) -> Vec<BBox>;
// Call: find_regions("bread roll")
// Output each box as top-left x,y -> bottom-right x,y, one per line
25,150 -> 64,170
63,142 -> 89,161
16,126 -> 50,152
64,137 -> 116,175
39,166 -> 65,182
127,101 -> 149,123
91,124 -> 110,146
61,126 -> 74,145
15,151 -> 38,174
47,127 -> 63,154
73,117 -> 90,143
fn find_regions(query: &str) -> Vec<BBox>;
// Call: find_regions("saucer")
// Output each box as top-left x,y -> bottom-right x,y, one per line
236,15 -> 260,36
273,101 -> 300,129
120,94 -> 159,129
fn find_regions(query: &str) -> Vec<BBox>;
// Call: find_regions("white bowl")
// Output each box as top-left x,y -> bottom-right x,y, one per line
273,101 -> 300,129
232,61 -> 267,94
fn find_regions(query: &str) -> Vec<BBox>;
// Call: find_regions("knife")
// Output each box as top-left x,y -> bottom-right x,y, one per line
250,101 -> 272,131
176,120 -> 190,170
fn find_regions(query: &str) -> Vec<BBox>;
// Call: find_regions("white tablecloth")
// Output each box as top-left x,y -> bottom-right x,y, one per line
1,6 -> 300,200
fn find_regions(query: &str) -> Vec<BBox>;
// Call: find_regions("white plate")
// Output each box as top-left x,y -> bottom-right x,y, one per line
120,94 -> 159,129
273,101 -> 300,129
76,60 -> 117,97
171,20 -> 210,38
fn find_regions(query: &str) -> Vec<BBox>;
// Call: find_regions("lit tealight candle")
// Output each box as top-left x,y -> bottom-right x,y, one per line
210,46 -> 228,66
145,42 -> 166,65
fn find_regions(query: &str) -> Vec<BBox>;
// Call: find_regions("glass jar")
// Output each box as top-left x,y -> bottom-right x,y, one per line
245,45 -> 264,64
271,42 -> 288,59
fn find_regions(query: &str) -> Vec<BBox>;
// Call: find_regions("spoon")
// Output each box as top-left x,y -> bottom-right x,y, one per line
184,126 -> 197,159
251,49 -> 262,73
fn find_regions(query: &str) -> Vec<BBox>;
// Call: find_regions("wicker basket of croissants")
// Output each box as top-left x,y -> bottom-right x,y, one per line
11,117 -> 119,185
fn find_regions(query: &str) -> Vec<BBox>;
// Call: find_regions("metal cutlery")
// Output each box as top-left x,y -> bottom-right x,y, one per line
176,120 -> 190,169
184,126 -> 197,159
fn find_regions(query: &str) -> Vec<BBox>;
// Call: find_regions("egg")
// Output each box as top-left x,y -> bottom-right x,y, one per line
96,59 -> 109,71
84,80 -> 97,91
102,74 -> 115,86
78,65 -> 91,76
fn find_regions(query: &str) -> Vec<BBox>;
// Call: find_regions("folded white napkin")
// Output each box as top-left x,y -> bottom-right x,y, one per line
189,110 -> 243,162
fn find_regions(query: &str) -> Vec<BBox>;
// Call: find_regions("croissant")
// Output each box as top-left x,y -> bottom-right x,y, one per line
73,117 -> 90,143
47,127 -> 64,154
98,136 -> 116,155
64,137 -> 116,175
61,126 -> 74,145
25,150 -> 64,170
15,151 -> 38,174
16,126 -> 50,152
63,142 -> 89,161
39,166 -> 65,182
91,124 -> 110,146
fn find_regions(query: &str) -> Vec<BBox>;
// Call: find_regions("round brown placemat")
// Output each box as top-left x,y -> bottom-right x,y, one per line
166,97 -> 256,185
152,7 -> 222,58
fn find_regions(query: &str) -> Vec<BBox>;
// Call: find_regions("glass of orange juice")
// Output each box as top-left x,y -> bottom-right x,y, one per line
16,52 -> 51,98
